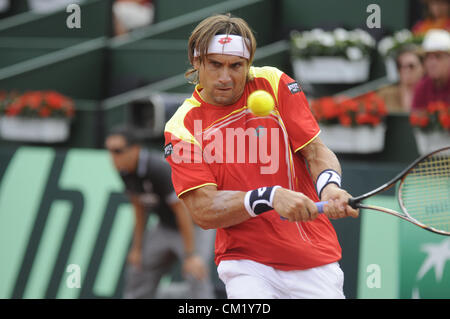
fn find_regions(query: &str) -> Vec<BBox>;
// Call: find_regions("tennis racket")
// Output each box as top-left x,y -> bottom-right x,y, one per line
314,146 -> 450,236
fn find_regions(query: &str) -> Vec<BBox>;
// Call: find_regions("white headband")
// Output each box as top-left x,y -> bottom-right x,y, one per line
194,34 -> 251,59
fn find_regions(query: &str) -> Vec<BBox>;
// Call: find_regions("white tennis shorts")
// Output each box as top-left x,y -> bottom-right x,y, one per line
217,259 -> 345,299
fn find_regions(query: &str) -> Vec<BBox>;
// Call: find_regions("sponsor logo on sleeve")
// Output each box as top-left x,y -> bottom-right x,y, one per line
164,143 -> 173,158
287,81 -> 302,94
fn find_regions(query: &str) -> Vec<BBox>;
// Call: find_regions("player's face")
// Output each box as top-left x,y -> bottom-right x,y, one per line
105,135 -> 138,173
194,54 -> 249,106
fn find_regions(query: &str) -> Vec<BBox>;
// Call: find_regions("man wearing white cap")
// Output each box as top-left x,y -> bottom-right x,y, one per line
412,29 -> 450,110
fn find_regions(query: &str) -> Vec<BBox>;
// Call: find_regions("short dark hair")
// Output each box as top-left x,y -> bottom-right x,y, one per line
106,126 -> 140,146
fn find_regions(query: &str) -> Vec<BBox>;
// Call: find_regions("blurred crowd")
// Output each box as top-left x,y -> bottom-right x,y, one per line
378,0 -> 449,115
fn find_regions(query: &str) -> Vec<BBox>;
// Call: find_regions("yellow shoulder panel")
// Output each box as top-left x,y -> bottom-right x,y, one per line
249,66 -> 284,103
164,96 -> 201,147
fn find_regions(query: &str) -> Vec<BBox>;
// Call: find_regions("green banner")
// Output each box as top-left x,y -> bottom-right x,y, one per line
357,195 -> 450,298
357,196 -> 399,299
0,146 -> 134,298
400,222 -> 450,298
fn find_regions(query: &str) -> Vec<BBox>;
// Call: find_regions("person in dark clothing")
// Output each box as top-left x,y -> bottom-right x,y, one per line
105,127 -> 215,298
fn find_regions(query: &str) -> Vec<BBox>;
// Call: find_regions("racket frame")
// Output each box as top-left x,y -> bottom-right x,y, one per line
347,146 -> 450,236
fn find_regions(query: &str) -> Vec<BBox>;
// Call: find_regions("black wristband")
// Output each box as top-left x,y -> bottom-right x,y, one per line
244,186 -> 281,217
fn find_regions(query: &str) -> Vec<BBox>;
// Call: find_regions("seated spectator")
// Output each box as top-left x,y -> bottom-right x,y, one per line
412,29 -> 450,111
113,0 -> 154,36
378,45 -> 425,113
412,0 -> 450,35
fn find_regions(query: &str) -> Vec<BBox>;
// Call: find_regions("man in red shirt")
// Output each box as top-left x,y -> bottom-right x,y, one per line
164,14 -> 358,298
412,29 -> 450,110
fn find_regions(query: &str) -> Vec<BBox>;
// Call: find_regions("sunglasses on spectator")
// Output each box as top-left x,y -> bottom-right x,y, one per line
425,52 -> 449,60
108,146 -> 129,154
398,63 -> 420,70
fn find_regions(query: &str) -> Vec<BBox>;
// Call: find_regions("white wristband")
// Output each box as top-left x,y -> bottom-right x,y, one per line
316,170 -> 341,199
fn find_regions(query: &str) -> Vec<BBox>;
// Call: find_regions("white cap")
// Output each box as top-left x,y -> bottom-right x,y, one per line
422,29 -> 450,53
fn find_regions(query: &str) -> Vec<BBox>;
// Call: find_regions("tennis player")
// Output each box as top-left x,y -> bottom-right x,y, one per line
164,14 -> 359,299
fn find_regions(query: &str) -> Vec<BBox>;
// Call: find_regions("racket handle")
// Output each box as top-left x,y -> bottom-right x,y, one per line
280,201 -> 327,220
316,201 -> 327,213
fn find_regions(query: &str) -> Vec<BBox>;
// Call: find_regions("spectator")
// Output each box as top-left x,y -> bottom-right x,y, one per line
113,0 -> 154,36
378,45 -> 425,113
412,29 -> 450,111
412,0 -> 450,35
105,127 -> 215,299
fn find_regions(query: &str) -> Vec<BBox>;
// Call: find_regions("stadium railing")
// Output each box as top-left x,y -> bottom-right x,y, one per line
0,0 -> 112,38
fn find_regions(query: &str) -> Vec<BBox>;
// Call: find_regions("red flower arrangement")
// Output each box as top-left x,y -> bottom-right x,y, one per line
409,101 -> 450,131
310,92 -> 387,127
0,90 -> 75,119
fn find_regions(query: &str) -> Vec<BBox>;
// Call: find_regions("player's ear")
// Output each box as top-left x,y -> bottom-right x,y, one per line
193,57 -> 201,70
245,61 -> 253,81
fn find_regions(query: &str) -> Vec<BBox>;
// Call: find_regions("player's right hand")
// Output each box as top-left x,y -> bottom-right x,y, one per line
273,187 -> 319,222
320,183 -> 359,219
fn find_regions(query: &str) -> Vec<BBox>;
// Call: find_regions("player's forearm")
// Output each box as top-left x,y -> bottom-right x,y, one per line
301,137 -> 342,182
181,187 -> 250,230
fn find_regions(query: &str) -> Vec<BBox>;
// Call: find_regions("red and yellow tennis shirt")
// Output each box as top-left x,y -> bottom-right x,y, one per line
164,66 -> 341,270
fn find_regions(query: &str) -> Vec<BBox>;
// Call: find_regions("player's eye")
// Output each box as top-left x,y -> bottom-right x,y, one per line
210,61 -> 221,68
232,63 -> 242,69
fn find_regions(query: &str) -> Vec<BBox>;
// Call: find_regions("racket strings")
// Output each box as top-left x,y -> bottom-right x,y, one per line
400,149 -> 450,233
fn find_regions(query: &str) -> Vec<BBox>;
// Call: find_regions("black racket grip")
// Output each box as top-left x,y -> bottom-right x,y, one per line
348,198 -> 359,209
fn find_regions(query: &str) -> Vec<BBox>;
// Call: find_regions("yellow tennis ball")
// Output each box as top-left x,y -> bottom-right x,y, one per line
247,90 -> 274,116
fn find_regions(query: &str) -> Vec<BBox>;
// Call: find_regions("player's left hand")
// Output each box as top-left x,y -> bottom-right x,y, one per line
321,184 -> 359,219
